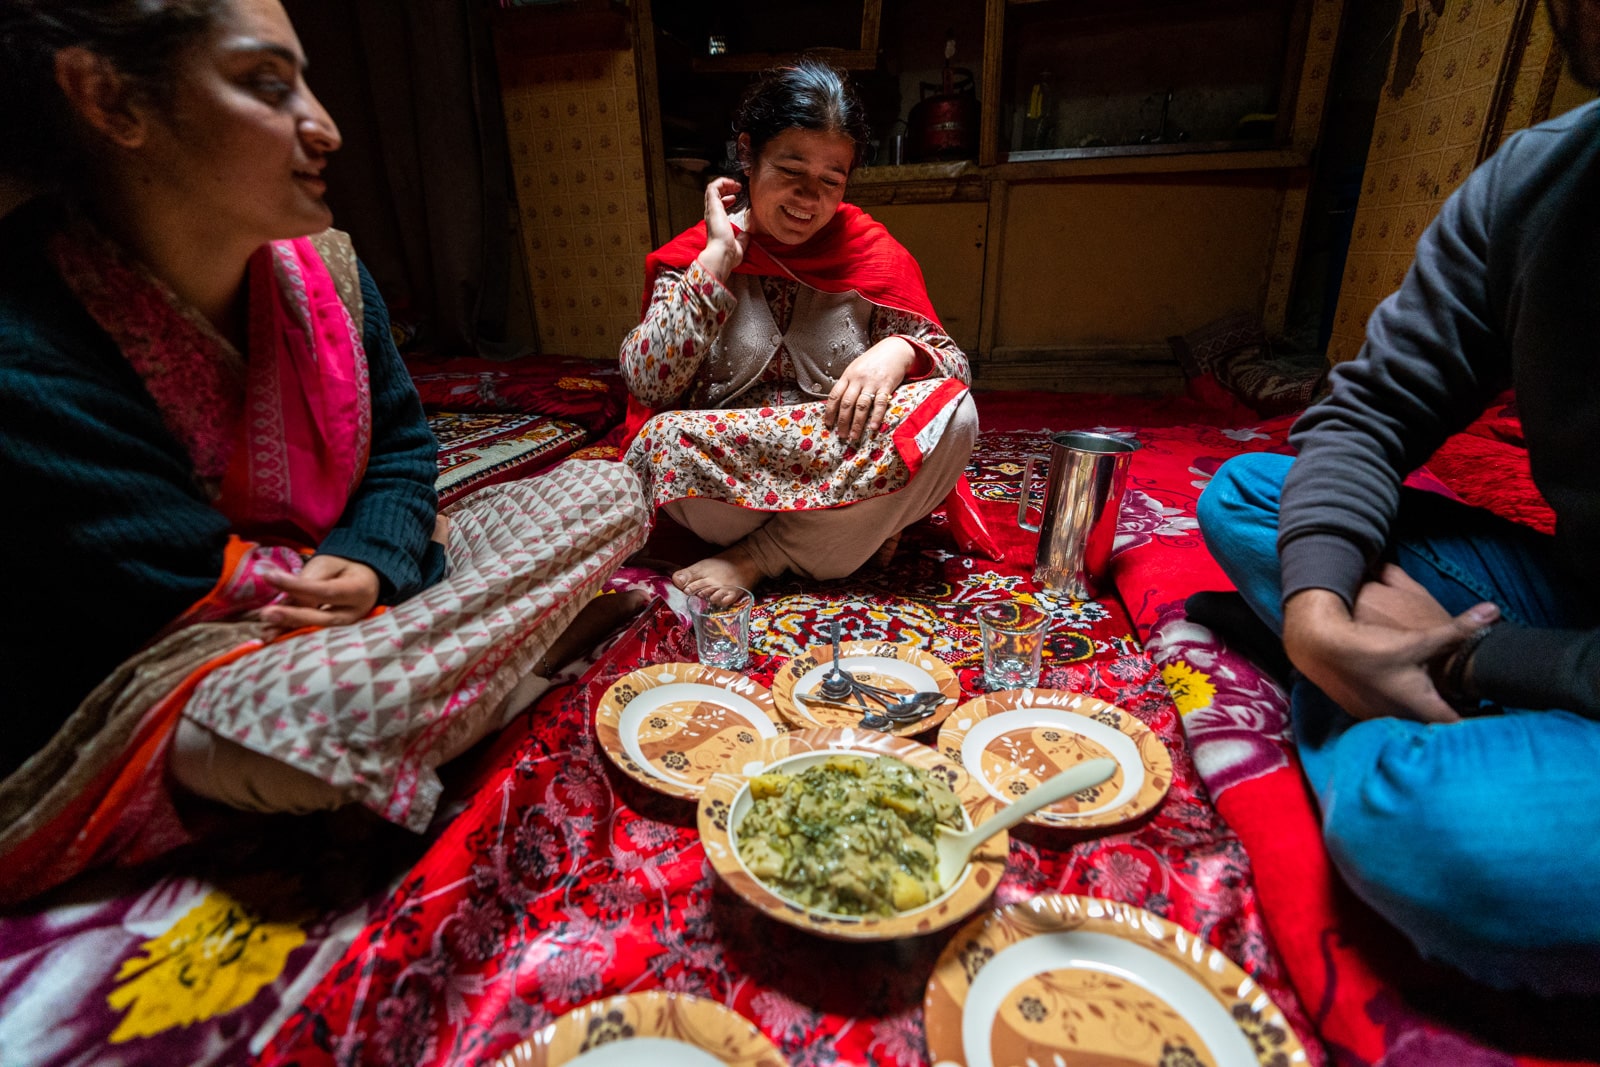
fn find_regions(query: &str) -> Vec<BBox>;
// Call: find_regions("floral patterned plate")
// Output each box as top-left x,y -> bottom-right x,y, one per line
594,663 -> 783,800
924,894 -> 1308,1067
769,640 -> 962,736
937,688 -> 1172,829
698,728 -> 1007,941
492,990 -> 786,1066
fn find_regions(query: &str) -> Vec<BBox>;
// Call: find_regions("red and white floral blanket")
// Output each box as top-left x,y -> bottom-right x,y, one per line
0,390 -> 1318,1067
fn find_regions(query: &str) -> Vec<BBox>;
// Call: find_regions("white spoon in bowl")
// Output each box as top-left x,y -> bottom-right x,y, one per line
936,757 -> 1119,888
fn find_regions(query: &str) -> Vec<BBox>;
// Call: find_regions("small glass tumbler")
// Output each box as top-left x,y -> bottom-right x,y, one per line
976,600 -> 1049,691
688,587 -> 754,671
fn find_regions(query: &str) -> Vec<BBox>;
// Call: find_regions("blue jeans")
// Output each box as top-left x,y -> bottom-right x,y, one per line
1197,452 -> 1600,996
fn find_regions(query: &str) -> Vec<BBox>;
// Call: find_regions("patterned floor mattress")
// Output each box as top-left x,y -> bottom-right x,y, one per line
3,386 -> 1581,1067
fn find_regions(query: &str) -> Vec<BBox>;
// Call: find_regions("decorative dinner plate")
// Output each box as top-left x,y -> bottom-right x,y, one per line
594,663 -> 783,800
492,990 -> 786,1067
698,728 -> 1007,941
769,640 -> 962,736
924,895 -> 1308,1067
937,689 -> 1171,829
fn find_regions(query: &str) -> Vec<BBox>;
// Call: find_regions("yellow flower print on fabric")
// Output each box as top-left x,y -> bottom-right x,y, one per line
1161,660 -> 1217,716
106,886 -> 307,1043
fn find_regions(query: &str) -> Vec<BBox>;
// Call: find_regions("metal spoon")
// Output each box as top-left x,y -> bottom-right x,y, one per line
794,686 -> 950,718
858,710 -> 896,730
936,758 -> 1119,888
864,691 -> 952,729
815,619 -> 855,701
881,691 -> 951,722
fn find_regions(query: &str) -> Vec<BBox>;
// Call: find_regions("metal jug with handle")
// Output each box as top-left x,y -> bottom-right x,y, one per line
1017,430 -> 1141,599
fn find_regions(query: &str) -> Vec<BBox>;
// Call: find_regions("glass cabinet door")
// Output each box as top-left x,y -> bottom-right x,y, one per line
1000,0 -> 1305,160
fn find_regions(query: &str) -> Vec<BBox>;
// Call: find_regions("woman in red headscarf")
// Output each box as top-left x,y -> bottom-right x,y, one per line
620,59 -> 985,601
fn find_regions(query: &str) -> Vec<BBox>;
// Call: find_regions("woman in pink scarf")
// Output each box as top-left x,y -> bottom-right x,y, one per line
0,0 -> 647,903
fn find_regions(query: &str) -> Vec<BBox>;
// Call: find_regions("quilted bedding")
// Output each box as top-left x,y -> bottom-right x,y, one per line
2,384 -> 1582,1067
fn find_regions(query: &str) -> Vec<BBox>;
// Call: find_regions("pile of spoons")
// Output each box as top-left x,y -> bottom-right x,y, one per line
794,619 -> 952,730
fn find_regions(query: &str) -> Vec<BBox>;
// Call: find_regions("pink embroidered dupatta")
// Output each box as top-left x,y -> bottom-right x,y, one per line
0,227 -> 377,902
49,221 -> 372,548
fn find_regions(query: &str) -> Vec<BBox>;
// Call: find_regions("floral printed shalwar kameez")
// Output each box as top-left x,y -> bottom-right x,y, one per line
620,206 -> 977,578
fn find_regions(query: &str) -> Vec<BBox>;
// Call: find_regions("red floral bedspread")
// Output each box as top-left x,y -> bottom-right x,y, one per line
11,389 -> 1560,1066
0,395 -> 1325,1067
255,499 -> 1317,1065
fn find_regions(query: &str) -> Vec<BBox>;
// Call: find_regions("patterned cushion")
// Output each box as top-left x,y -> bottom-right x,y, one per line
1174,311 -> 1265,377
1172,314 -> 1325,417
429,411 -> 587,507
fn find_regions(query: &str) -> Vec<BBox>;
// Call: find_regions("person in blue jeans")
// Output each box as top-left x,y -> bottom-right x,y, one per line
1197,0 -> 1600,998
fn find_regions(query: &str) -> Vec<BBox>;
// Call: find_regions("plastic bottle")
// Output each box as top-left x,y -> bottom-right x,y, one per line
1024,71 -> 1056,151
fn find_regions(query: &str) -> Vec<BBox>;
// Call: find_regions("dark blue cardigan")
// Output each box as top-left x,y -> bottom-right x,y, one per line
0,199 -> 446,775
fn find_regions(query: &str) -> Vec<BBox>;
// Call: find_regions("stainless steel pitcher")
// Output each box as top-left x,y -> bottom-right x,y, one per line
1018,430 -> 1141,599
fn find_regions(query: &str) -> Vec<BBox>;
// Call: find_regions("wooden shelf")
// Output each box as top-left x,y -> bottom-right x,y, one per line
679,0 -> 880,73
690,49 -> 878,73
844,145 -> 1310,206
848,144 -> 1304,190
850,161 -> 982,185
993,143 -> 1310,179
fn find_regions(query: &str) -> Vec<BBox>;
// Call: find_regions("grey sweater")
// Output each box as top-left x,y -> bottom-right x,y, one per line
1279,99 -> 1600,715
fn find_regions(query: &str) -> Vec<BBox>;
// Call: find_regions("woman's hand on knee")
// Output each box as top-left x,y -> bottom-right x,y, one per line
825,337 -> 915,444
259,554 -> 381,631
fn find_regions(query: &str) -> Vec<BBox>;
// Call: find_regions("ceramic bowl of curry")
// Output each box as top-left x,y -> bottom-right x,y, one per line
696,727 -> 1008,941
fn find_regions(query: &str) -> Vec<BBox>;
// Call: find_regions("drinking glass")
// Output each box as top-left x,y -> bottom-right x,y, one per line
688,588 -> 754,671
976,600 -> 1049,691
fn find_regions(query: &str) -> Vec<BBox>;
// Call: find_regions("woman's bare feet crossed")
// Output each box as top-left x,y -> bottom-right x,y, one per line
673,542 -> 766,606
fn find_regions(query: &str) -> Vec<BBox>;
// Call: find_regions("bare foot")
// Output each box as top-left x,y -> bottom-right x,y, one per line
870,531 -> 901,569
673,542 -> 765,605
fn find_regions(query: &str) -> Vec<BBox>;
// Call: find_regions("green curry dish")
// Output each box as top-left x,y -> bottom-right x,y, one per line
734,754 -> 965,917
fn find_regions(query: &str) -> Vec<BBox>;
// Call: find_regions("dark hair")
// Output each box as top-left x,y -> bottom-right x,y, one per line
0,0 -> 225,186
732,57 -> 871,175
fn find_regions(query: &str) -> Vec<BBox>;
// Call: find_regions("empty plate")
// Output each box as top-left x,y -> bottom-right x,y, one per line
937,688 -> 1172,828
594,663 -> 783,800
924,894 -> 1308,1067
492,991 -> 785,1067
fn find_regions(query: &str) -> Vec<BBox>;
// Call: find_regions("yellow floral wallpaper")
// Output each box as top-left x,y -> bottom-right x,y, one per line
500,50 -> 653,360
1326,0 -> 1562,363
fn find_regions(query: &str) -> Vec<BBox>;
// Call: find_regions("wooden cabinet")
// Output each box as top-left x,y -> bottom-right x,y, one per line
635,0 -> 1346,390
987,0 -> 1311,164
869,200 -> 989,353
